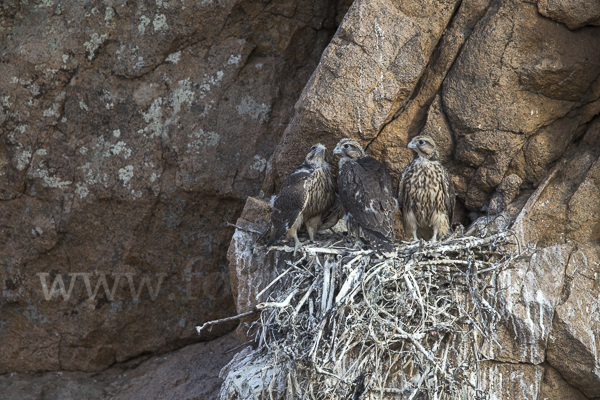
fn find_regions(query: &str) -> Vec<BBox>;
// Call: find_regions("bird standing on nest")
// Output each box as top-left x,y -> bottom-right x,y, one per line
398,135 -> 455,242
333,138 -> 396,253
264,143 -> 336,255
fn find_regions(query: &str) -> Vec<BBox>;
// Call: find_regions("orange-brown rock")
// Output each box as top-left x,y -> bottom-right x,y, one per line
2,0 -> 600,396
0,0 -> 349,373
264,0 -> 463,193
538,0 -> 600,30
228,0 -> 600,398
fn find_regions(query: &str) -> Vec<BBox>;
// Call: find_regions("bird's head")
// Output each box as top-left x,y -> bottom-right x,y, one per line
305,143 -> 328,166
333,138 -> 366,161
407,136 -> 439,160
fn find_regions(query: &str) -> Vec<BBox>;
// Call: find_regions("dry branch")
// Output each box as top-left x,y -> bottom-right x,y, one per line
217,228 -> 521,399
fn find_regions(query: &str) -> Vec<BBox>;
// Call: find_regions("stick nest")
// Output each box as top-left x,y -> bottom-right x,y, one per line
220,230 -> 517,399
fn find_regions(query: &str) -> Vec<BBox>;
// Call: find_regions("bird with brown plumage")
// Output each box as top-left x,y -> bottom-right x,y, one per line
263,143 -> 336,255
333,138 -> 397,253
398,135 -> 456,242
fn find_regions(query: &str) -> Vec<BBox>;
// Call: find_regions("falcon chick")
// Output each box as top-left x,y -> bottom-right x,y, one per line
333,138 -> 396,253
265,143 -> 336,254
318,193 -> 344,233
398,135 -> 455,242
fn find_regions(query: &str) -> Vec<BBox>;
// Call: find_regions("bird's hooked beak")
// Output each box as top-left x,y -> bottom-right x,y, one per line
407,141 -> 417,149
333,144 -> 343,155
316,144 -> 326,155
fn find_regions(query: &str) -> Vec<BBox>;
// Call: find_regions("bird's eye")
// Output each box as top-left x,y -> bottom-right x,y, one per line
418,140 -> 425,145
344,144 -> 349,149
310,146 -> 316,151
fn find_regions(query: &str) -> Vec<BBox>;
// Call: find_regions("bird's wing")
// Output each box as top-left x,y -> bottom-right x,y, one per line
397,162 -> 412,211
338,157 -> 396,243
443,168 -> 455,224
369,156 -> 397,242
266,164 -> 311,246
319,193 -> 344,231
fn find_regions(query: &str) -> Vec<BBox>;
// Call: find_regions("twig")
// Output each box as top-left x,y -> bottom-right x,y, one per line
293,280 -> 318,320
256,266 -> 294,300
321,258 -> 333,314
195,309 -> 257,334
219,231 -> 517,399
256,289 -> 298,309
407,364 -> 431,400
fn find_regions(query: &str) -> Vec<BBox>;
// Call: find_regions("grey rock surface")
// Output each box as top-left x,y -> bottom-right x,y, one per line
0,330 -> 240,400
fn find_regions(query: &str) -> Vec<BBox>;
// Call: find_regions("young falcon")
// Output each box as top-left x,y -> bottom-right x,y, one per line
317,193 -> 344,233
333,138 -> 396,252
398,135 -> 455,242
265,143 -> 336,255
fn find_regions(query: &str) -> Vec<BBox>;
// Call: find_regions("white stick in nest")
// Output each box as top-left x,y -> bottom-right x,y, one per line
256,266 -> 294,301
292,280 -> 318,322
218,227 -> 515,399
320,257 -> 337,314
256,289 -> 298,310
404,270 -> 426,330
195,309 -> 257,334
335,260 -> 365,305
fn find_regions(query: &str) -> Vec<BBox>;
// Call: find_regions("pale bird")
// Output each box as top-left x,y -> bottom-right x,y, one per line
398,135 -> 455,242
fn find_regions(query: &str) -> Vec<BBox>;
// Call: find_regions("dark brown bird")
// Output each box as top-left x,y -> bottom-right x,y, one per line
265,143 -> 336,254
398,135 -> 455,242
333,138 -> 396,252
318,193 -> 344,233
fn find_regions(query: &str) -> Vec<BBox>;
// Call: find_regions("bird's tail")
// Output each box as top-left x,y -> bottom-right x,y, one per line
264,225 -> 287,248
372,237 -> 395,255
362,227 -> 395,255
254,226 -> 271,247
319,195 -> 345,231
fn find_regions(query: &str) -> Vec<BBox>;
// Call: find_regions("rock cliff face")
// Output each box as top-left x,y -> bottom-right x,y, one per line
229,0 -> 600,398
2,0 -> 600,397
0,0 -> 350,373
0,331 -> 240,400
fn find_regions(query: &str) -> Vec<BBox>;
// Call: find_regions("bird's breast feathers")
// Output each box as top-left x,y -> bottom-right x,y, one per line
403,160 -> 446,211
